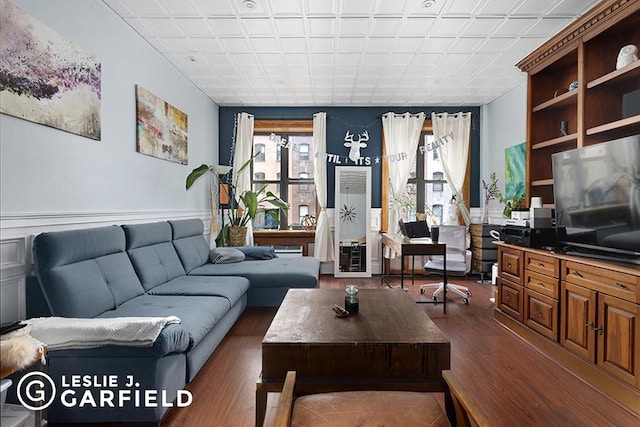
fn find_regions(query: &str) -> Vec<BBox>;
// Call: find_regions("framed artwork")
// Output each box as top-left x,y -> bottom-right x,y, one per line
505,142 -> 526,199
0,0 -> 102,140
135,85 -> 188,164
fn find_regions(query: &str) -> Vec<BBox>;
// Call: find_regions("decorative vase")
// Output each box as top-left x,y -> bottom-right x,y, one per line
228,226 -> 247,247
482,199 -> 490,224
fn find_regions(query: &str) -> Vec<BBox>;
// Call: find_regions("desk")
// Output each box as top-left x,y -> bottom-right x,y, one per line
257,289 -> 452,426
380,233 -> 448,313
252,230 -> 315,256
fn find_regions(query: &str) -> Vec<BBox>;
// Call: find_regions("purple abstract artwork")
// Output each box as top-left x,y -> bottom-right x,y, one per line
0,0 -> 101,140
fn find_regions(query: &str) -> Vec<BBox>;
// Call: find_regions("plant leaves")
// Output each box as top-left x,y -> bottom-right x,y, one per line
186,164 -> 212,189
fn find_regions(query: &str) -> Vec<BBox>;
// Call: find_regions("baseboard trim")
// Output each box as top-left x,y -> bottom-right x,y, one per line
493,308 -> 640,416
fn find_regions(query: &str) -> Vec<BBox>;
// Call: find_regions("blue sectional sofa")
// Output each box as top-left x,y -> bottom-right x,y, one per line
29,219 -> 320,426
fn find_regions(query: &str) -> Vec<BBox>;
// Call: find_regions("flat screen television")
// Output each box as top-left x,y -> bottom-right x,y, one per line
552,135 -> 640,265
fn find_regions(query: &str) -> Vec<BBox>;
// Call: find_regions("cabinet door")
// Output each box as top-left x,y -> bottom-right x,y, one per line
498,277 -> 524,322
561,281 -> 596,362
524,288 -> 559,341
597,294 -> 639,388
498,246 -> 523,285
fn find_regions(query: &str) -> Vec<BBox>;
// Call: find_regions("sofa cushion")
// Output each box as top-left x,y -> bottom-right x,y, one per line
189,257 -> 320,289
237,246 -> 278,260
123,222 -> 186,290
169,219 -> 210,273
210,247 -> 245,264
147,275 -> 250,307
97,294 -> 231,349
33,226 -> 145,317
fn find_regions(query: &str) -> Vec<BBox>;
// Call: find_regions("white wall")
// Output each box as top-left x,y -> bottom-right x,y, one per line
1,0 -> 219,224
0,0 -> 219,322
480,81 -> 527,222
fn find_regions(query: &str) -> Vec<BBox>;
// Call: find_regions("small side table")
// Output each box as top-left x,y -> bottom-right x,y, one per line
469,224 -> 501,283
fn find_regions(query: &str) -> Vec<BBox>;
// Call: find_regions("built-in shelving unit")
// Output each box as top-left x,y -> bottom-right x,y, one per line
517,0 -> 640,207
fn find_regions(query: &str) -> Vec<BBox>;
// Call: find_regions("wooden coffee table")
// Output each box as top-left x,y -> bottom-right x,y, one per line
256,288 -> 451,426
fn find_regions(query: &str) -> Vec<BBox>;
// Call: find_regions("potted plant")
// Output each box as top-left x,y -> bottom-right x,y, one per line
482,172 -> 527,221
186,157 -> 289,246
500,194 -> 526,219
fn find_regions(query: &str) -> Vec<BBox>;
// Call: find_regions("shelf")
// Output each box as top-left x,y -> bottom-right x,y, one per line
587,59 -> 640,90
531,179 -> 554,187
532,90 -> 578,112
586,114 -> 640,136
531,133 -> 578,150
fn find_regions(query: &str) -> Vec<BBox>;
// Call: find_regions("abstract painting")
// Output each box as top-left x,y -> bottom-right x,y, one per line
505,142 -> 526,199
135,85 -> 188,164
0,0 -> 101,140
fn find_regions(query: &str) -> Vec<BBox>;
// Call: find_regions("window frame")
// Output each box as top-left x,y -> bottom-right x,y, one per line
251,120 -> 315,230
381,119 -> 471,231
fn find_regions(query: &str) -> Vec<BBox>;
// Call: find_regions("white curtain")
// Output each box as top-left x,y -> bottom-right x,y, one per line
431,112 -> 472,226
312,112 -> 334,261
232,112 -> 255,245
382,112 -> 426,256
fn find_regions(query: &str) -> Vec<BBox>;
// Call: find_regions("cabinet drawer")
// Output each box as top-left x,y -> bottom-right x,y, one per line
469,223 -> 501,237
563,261 -> 638,303
471,247 -> 497,261
472,259 -> 493,273
471,234 -> 495,249
498,277 -> 523,322
525,270 -> 559,299
524,288 -> 559,341
499,246 -> 523,284
525,252 -> 559,278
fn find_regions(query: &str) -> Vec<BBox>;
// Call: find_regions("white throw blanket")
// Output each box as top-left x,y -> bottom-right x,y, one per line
24,316 -> 181,350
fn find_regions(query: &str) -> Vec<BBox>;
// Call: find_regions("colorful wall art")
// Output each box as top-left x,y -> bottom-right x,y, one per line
0,0 -> 101,140
135,85 -> 188,165
505,142 -> 526,199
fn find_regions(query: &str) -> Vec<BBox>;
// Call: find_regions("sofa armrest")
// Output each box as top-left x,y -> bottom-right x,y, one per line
152,324 -> 191,356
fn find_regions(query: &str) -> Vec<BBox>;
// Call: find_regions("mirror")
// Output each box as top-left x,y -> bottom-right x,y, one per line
334,166 -> 371,278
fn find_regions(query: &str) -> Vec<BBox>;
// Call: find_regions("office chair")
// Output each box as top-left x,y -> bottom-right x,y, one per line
420,225 -> 472,305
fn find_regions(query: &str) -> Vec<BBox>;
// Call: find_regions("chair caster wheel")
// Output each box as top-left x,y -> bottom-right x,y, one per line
462,297 -> 470,305
432,296 -> 438,302
466,291 -> 472,297
420,288 -> 425,295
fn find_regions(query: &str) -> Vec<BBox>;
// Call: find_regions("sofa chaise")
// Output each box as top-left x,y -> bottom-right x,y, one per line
26,218 -> 320,425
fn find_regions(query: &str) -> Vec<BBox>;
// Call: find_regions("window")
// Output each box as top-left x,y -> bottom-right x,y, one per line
432,204 -> 443,225
433,172 -> 444,192
299,172 -> 309,191
255,143 -> 266,162
298,143 -> 309,161
383,131 -> 463,228
254,172 -> 265,192
299,205 -> 309,223
251,121 -> 317,229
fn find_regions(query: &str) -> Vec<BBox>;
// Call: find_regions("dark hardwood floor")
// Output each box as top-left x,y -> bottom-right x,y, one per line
161,275 -> 640,427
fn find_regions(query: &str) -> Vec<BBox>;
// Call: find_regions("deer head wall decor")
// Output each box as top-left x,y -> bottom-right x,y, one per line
344,130 -> 369,162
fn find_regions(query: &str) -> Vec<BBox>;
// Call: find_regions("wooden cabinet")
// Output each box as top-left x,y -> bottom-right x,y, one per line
496,242 -> 640,392
517,0 -> 640,208
497,246 -> 561,340
561,260 -> 640,388
469,224 -> 501,280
